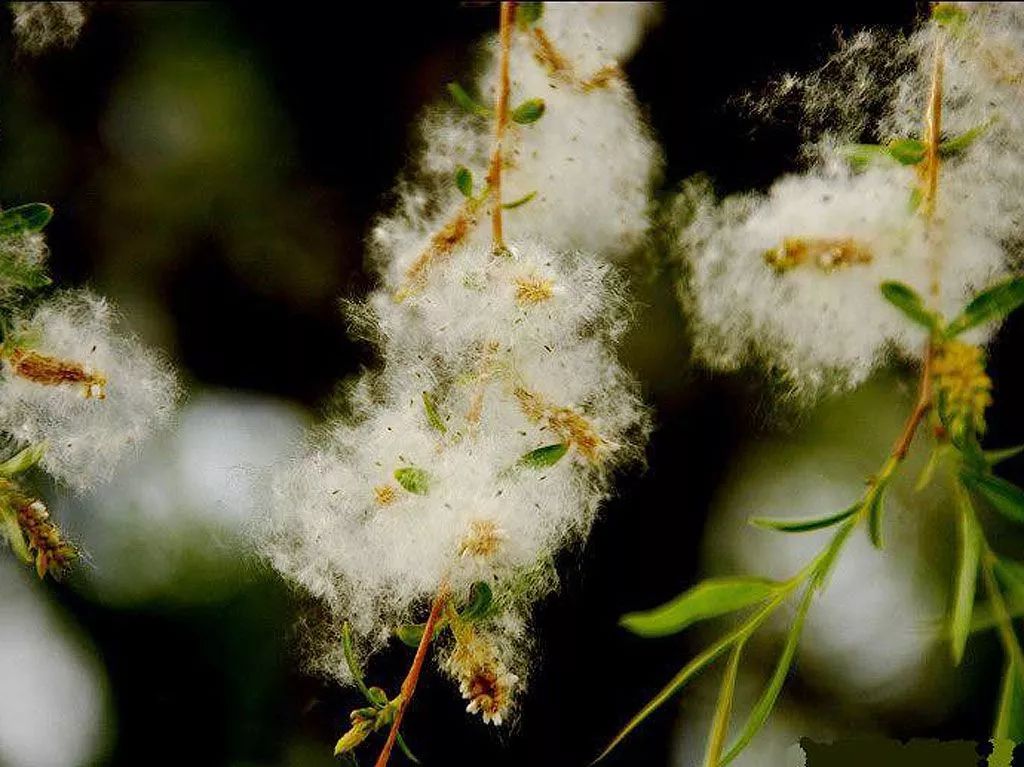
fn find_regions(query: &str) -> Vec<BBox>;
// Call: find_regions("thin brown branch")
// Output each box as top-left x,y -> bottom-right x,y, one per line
374,585 -> 450,767
922,29 -> 945,297
892,343 -> 934,462
488,1 -> 515,253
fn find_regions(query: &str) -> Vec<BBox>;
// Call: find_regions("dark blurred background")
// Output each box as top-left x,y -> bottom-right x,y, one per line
2,2 -> 1022,766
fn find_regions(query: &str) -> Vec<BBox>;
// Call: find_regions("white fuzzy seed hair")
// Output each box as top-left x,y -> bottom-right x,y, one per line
9,2 -> 85,54
372,2 -> 661,296
260,3 -> 654,720
0,290 -> 180,489
680,3 -> 1024,399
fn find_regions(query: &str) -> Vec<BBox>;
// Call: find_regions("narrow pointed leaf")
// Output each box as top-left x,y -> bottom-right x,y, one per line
447,82 -> 492,118
511,98 -> 545,125
880,281 -> 937,329
750,502 -> 860,533
421,391 -> 446,434
963,470 -> 1024,525
502,190 -> 537,209
940,121 -> 992,157
593,633 -> 741,763
455,166 -> 473,198
620,578 -> 780,638
0,203 -> 53,235
985,444 -> 1024,466
994,659 -> 1024,742
394,467 -> 430,495
396,732 -> 421,764
0,503 -> 30,563
994,557 -> 1024,603
341,623 -> 374,703
703,642 -> 744,767
951,492 -> 982,665
947,277 -> 1024,337
867,485 -> 888,549
0,442 -> 46,477
517,442 -> 568,469
721,583 -> 815,765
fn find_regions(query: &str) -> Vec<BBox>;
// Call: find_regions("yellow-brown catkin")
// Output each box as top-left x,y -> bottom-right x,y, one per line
513,385 -> 604,462
459,519 -> 505,558
7,347 -> 106,398
16,499 -> 75,578
514,274 -> 554,305
931,340 -> 993,434
374,485 -> 398,506
763,237 -> 873,273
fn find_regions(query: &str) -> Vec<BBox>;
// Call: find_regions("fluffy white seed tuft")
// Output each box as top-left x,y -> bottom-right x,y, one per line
679,4 -> 1024,399
9,1 -> 86,54
0,290 -> 180,489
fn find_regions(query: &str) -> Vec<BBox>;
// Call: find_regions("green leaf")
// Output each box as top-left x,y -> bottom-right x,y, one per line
866,484 -> 888,549
880,281 -> 937,329
341,623 -> 375,703
593,632 -> 741,763
951,488 -> 982,665
0,503 -> 30,564
0,254 -> 51,293
994,659 -> 1024,743
511,98 -> 545,125
0,203 -> 53,236
447,82 -> 492,118
703,641 -> 744,767
396,732 -> 421,764
721,583 -> 815,766
460,581 -> 497,622
750,502 -> 860,533
620,577 -> 780,638
994,557 -> 1024,603
502,191 -> 537,209
842,143 -> 888,170
366,686 -> 388,707
931,3 -> 968,27
0,442 -> 46,477
421,391 -> 446,434
455,166 -> 473,198
516,1 -> 544,28
517,442 -> 568,469
985,444 -> 1024,467
886,138 -> 926,165
940,121 -> 992,158
394,467 -> 430,495
963,469 -> 1024,525
394,620 -> 445,648
947,277 -> 1024,337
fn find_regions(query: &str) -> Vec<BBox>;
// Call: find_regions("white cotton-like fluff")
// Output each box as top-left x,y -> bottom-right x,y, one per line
0,291 -> 180,489
9,2 -> 86,54
372,2 -> 660,290
679,4 -> 1024,398
683,168 -> 1004,395
265,239 -> 647,680
0,231 -> 47,299
261,3 -> 652,710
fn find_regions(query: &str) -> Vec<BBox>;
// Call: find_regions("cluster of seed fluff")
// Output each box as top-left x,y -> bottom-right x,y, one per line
261,3 -> 655,722
679,4 -> 1023,399
372,1 -> 660,291
0,291 -> 179,489
9,2 -> 85,54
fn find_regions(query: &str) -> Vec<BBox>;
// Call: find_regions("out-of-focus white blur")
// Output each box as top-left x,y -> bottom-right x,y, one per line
672,377 -> 963,765
0,561 -> 112,767
57,389 -> 307,605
